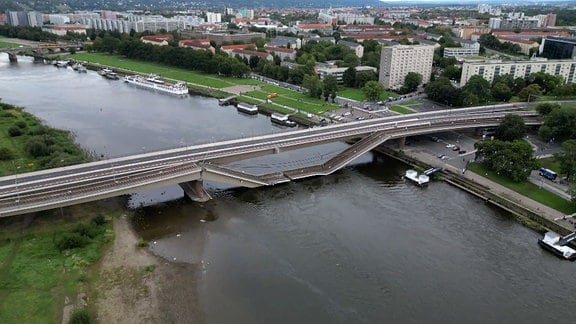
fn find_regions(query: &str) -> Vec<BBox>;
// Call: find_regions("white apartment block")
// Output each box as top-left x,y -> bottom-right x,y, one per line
444,47 -> 480,58
206,12 -> 221,24
336,14 -> 374,25
317,65 -> 377,83
460,59 -> 576,87
379,45 -> 435,90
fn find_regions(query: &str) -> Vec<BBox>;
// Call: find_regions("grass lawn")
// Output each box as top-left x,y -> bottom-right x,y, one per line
390,105 -> 416,114
468,163 -> 576,214
337,88 -> 398,102
69,53 -> 259,89
337,88 -> 365,101
0,209 -> 114,324
244,86 -> 339,114
0,41 -> 18,48
538,157 -> 561,174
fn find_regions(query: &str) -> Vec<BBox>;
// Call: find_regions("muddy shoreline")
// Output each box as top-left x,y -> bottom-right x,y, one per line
94,212 -> 203,323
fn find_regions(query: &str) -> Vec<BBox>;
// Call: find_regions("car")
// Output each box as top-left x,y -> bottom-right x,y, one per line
343,111 -> 352,117
458,150 -> 467,154
446,144 -> 454,148
377,101 -> 384,105
452,145 -> 460,151
356,116 -> 366,120
437,153 -> 446,159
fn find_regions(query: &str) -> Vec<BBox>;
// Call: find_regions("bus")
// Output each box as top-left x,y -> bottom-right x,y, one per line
539,168 -> 557,181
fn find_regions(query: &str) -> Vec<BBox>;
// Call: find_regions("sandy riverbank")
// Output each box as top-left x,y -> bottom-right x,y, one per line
94,212 -> 203,323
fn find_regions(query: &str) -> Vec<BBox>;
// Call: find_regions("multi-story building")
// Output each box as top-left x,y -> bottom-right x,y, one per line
443,47 -> 480,58
206,12 -> 221,24
379,45 -> 435,90
460,59 -> 576,86
316,65 -> 377,83
336,14 -> 374,25
540,36 -> 576,59
7,11 -> 29,26
338,40 -> 364,58
26,12 -> 44,27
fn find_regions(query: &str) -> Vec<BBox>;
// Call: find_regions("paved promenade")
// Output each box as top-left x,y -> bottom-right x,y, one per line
403,147 -> 573,232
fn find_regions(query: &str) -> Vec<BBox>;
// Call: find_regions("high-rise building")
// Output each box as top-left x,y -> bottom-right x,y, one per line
379,45 -> 435,90
540,36 -> 576,60
206,12 -> 221,24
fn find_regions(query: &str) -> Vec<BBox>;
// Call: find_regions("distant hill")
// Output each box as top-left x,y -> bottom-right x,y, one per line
0,0 -> 385,12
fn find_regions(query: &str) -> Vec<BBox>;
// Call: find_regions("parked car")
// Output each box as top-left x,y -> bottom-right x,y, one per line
452,145 -> 460,151
458,150 -> 467,154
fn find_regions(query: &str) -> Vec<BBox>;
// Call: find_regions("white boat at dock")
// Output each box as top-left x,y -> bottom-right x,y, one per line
270,113 -> 296,127
98,68 -> 119,80
54,60 -> 69,68
538,231 -> 576,261
404,169 -> 429,186
72,63 -> 87,73
123,74 -> 188,96
236,103 -> 258,115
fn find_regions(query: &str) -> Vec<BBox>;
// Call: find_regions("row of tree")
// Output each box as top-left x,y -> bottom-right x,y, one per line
425,70 -> 574,107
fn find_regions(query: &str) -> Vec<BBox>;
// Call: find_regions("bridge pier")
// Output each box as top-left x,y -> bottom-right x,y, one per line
7,52 -> 17,63
179,180 -> 211,202
397,137 -> 406,149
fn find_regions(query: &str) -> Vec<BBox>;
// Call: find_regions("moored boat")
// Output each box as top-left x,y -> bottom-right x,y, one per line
54,60 -> 69,68
404,169 -> 429,186
123,74 -> 188,96
538,231 -> 576,261
98,68 -> 119,80
270,113 -> 296,127
236,103 -> 259,115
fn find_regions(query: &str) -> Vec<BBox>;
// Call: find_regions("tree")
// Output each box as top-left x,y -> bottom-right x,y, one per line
400,72 -> 422,94
441,65 -> 461,81
538,107 -> 576,142
362,81 -> 384,101
474,139 -> 538,182
535,102 -> 561,116
554,139 -> 576,181
342,67 -> 356,87
302,75 -> 323,98
518,84 -> 543,102
491,82 -> 513,102
462,75 -> 491,104
496,114 -> 526,141
322,75 -> 338,101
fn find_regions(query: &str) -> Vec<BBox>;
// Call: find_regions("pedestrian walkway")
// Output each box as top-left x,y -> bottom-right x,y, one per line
403,148 -> 573,231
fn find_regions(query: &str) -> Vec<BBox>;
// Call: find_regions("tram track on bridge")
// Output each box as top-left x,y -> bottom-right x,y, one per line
0,109 -> 544,217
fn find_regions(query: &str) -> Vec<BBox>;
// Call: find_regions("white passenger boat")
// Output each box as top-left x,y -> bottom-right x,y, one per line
404,169 -> 429,186
236,103 -> 259,115
123,74 -> 188,96
270,113 -> 296,127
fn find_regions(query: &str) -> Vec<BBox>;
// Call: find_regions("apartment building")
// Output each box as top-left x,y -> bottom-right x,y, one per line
540,36 -> 576,59
379,45 -> 435,90
460,59 -> 576,86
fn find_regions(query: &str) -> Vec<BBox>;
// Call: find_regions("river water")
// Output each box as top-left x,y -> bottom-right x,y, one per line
1,55 -> 575,323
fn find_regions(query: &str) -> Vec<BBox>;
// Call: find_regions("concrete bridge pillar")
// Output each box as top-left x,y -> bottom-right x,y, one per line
7,52 -> 17,63
179,180 -> 211,202
397,137 -> 406,149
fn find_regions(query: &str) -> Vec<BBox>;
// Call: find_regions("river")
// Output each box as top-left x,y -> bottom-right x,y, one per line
1,55 -> 575,323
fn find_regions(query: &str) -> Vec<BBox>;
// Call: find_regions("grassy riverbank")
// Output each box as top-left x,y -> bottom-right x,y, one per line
468,163 -> 576,214
0,103 -> 90,176
0,208 -> 115,323
0,102 -> 113,323
68,52 -> 343,116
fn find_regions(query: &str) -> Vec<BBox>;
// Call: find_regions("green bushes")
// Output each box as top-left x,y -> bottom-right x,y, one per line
55,215 -> 108,252
68,308 -> 91,324
8,124 -> 23,137
0,147 -> 14,160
